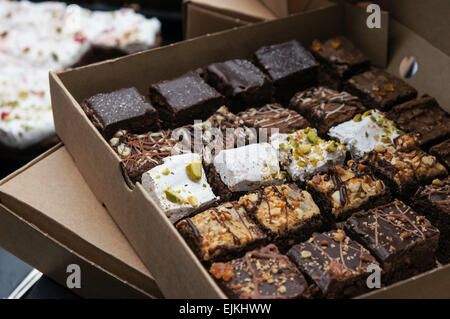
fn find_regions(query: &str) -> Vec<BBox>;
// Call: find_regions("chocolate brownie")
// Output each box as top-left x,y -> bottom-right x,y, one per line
210,244 -> 310,299
109,128 -> 188,183
254,40 -> 319,102
149,71 -> 225,128
176,201 -> 267,262
290,87 -> 366,136
82,87 -> 160,139
344,67 -> 417,111
306,161 -> 390,224
430,139 -> 450,170
204,59 -> 273,112
311,36 -> 370,90
238,184 -> 322,249
362,134 -> 448,198
344,200 -> 440,283
238,103 -> 310,135
387,96 -> 450,148
412,178 -> 450,264
287,229 -> 380,298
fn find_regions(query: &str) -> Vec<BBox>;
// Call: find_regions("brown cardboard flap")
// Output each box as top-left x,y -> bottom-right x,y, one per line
260,0 -> 311,17
0,146 -> 161,297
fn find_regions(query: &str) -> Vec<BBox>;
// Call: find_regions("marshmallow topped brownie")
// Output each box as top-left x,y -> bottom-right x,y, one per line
176,201 -> 267,262
142,153 -> 218,223
271,128 -> 346,183
306,161 -> 390,223
328,109 -> 403,158
209,143 -> 285,201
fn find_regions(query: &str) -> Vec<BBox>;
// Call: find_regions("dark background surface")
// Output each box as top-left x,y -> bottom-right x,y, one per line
0,0 -> 183,299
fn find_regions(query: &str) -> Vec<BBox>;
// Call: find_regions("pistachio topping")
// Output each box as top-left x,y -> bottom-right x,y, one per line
186,160 -> 202,182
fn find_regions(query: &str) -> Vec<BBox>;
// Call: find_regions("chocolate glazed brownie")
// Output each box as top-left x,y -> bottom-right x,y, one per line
430,139 -> 450,170
210,244 -> 313,299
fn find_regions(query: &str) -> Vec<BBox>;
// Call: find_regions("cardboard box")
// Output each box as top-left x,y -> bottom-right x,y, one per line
260,0 -> 311,17
0,144 -> 163,299
50,2 -> 450,298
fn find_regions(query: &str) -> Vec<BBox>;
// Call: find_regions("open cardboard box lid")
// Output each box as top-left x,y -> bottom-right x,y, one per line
0,144 -> 162,298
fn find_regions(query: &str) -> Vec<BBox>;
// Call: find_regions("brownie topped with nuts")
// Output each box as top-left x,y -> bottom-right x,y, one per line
344,67 -> 417,111
149,71 -> 225,128
344,200 -> 440,283
311,36 -> 370,90
287,229 -> 379,298
306,161 -> 390,223
290,87 -> 366,136
387,96 -> 450,148
176,201 -> 267,262
362,133 -> 448,198
412,177 -> 450,264
82,87 -> 160,139
204,59 -> 273,112
239,184 -> 322,248
254,40 -> 318,102
210,244 -> 310,299
238,103 -> 310,135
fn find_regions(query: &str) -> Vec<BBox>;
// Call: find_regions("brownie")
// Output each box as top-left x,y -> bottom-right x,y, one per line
238,103 -> 310,135
287,229 -> 379,298
412,178 -> 450,264
430,139 -> 450,170
254,40 -> 319,102
238,184 -> 322,249
311,36 -> 370,90
149,71 -> 225,128
362,133 -> 448,198
306,161 -> 390,224
344,200 -> 440,283
109,128 -> 188,183
204,59 -> 273,112
176,201 -> 267,262
82,87 -> 160,139
290,87 -> 366,136
209,244 -> 311,299
387,96 -> 450,148
344,67 -> 417,111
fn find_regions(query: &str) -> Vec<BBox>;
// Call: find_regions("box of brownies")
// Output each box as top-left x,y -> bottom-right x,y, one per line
50,1 -> 450,298
0,144 -> 162,299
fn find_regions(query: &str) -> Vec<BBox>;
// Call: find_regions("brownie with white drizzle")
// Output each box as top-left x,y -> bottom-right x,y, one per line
238,103 -> 310,135
176,201 -> 267,262
290,86 -> 365,136
238,184 -> 322,249
287,229 -> 379,298
209,244 -> 311,299
344,200 -> 440,284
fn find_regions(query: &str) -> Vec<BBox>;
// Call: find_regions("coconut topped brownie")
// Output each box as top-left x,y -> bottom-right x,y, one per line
271,128 -> 346,182
141,153 -> 218,223
344,67 -> 417,111
412,178 -> 450,264
238,103 -> 310,135
307,161 -> 389,223
239,184 -> 322,247
287,229 -> 379,298
362,133 -> 448,197
328,109 -> 403,158
210,244 -> 310,299
204,59 -> 273,112
82,87 -> 160,139
290,86 -> 366,136
311,36 -> 370,89
176,201 -> 267,262
387,96 -> 450,148
109,128 -> 188,183
209,143 -> 285,201
254,40 -> 318,102
344,200 -> 440,283
149,71 -> 225,128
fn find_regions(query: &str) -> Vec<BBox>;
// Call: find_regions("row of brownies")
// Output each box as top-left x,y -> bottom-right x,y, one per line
81,36 -> 450,298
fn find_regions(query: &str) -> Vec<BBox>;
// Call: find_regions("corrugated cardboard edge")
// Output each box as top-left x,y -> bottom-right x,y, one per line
50,3 -> 450,299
